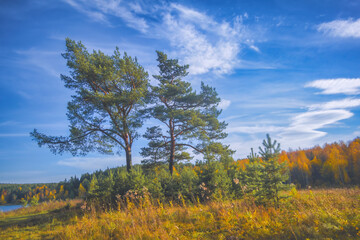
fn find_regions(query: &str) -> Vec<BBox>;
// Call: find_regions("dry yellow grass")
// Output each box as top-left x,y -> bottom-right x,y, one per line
1,188 -> 359,239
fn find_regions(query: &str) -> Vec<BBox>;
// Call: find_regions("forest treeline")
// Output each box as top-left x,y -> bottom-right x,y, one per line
1,137 -> 359,205
281,137 -> 360,187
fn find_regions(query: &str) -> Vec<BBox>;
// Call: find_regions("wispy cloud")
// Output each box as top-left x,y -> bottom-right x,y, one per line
162,5 -> 250,74
15,49 -> 62,78
218,99 -> 231,110
225,77 -> 360,155
63,0 -> 149,33
223,134 -> 263,158
309,98 -> 360,110
224,109 -> 353,154
63,0 -> 108,24
63,1 -> 259,75
227,125 -> 284,134
305,78 -> 360,95
58,156 -> 142,171
317,18 -> 360,38
280,109 -> 353,141
276,78 -> 360,147
278,78 -> 360,146
249,45 -> 260,53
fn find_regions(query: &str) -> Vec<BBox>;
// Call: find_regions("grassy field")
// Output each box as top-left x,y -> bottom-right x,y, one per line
0,188 -> 359,239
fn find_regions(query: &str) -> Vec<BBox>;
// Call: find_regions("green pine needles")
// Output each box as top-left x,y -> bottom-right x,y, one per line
30,40 -> 229,175
141,51 -> 228,175
245,134 -> 290,207
31,38 -> 149,172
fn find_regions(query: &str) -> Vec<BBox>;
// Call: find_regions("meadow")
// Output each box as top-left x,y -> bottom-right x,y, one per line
1,188 -> 359,239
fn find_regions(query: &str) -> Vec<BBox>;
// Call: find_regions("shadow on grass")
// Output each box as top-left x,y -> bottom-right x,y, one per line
0,204 -> 83,229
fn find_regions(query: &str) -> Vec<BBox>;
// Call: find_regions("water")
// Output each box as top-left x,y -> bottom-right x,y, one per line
0,205 -> 23,212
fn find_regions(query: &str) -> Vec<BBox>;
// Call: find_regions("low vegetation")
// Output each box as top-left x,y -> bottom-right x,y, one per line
1,188 -> 359,239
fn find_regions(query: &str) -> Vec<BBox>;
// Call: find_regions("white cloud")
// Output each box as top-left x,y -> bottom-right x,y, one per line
58,156 -> 142,171
63,0 -> 108,24
318,18 -> 360,38
218,99 -> 231,110
63,0 -> 149,33
63,1 -> 258,75
225,104 -> 357,156
309,98 -> 360,110
170,3 -> 214,26
224,78 -> 360,156
227,125 -> 284,134
162,5 -> 249,74
291,109 -> 352,129
353,131 -> 360,136
223,134 -> 262,158
305,78 -> 360,95
249,45 -> 260,53
280,109 -> 353,142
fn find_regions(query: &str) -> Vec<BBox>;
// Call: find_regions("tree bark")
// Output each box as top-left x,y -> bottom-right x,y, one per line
125,145 -> 132,172
169,119 -> 175,175
124,133 -> 132,172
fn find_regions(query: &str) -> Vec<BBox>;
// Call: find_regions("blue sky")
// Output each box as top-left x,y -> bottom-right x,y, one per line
1,0 -> 360,183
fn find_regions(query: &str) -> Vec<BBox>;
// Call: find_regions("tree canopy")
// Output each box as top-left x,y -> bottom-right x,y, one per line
141,51 -> 228,175
31,38 -> 149,172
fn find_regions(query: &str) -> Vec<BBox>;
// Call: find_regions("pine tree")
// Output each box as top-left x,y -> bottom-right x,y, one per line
244,148 -> 264,200
260,134 -> 290,206
87,175 -> 99,201
141,51 -> 227,175
31,38 -> 149,172
245,134 -> 290,206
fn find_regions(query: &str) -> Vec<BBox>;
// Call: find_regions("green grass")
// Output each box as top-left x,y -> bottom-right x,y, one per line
0,200 -> 82,239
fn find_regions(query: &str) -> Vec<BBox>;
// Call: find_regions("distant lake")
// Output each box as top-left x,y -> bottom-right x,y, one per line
0,205 -> 23,212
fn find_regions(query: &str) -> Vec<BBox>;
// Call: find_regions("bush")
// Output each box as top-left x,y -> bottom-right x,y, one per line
29,195 -> 39,206
198,161 -> 232,201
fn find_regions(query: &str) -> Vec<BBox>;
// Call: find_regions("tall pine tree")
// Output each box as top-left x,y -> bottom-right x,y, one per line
31,39 -> 149,172
141,51 -> 227,175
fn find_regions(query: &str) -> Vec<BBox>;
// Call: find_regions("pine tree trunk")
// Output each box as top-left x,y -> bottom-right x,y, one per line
125,136 -> 132,172
125,146 -> 132,172
169,119 -> 175,175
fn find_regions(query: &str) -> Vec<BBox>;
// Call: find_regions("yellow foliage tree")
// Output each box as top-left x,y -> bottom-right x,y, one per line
322,145 -> 350,184
78,183 -> 86,198
348,140 -> 360,183
295,150 -> 311,186
0,193 -> 6,204
58,185 -> 65,199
